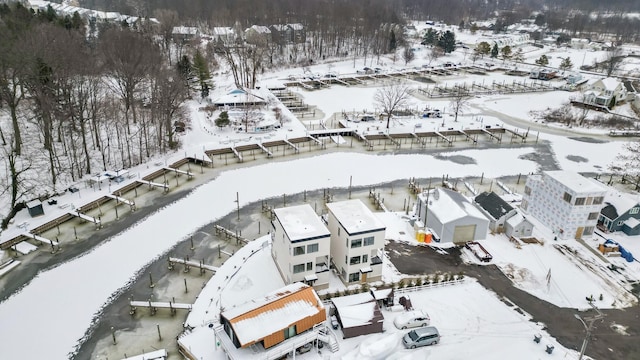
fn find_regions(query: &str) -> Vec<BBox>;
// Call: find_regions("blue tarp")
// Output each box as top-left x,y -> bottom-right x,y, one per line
605,239 -> 634,262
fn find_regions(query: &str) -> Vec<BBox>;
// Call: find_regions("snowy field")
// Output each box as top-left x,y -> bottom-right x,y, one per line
1,16 -> 638,360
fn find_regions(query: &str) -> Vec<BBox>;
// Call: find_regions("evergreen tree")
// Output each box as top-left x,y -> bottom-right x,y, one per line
559,57 -> 573,71
215,111 -> 231,128
421,28 -> 438,46
535,54 -> 549,66
490,43 -> 498,58
437,30 -> 456,54
192,49 -> 212,97
177,55 -> 193,84
389,30 -> 397,52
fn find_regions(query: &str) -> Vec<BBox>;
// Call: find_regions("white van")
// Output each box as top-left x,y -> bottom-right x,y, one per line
402,326 -> 440,349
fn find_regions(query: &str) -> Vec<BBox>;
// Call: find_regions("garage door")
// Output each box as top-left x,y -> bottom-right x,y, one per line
453,224 -> 476,244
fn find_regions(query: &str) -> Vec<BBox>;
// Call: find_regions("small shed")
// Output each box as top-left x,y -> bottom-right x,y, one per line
370,288 -> 394,308
504,212 -> 534,238
331,292 -> 384,339
27,200 -> 44,217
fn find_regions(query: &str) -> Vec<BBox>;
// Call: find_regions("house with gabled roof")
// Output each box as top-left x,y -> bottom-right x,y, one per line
504,212 -> 534,238
416,188 -> 489,244
474,191 -> 515,233
599,189 -> 640,236
271,204 -> 331,289
220,282 -> 326,349
583,77 -> 627,108
331,292 -> 384,339
287,23 -> 305,43
245,25 -> 271,45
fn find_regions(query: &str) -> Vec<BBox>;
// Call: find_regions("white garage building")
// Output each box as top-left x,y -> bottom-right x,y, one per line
417,188 -> 489,244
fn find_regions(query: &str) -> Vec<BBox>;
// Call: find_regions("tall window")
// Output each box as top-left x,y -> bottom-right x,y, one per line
351,239 -> 362,248
307,243 -> 319,253
293,264 -> 305,273
362,254 -> 368,263
348,273 -> 360,282
587,212 -> 599,220
563,192 -> 572,203
583,226 -> 594,236
593,197 -> 604,205
293,246 -> 305,256
306,262 -> 313,271
524,186 -> 531,195
363,236 -> 375,246
575,198 -> 586,206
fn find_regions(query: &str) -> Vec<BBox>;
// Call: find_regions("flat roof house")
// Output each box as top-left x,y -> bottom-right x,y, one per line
326,199 -> 386,285
417,188 -> 489,244
522,171 -> 606,239
271,204 -> 331,289
220,283 -> 326,349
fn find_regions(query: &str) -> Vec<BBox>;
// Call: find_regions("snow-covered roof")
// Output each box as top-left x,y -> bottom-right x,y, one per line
213,88 -> 266,106
326,199 -> 386,235
288,23 -> 304,30
421,188 -> 488,224
172,26 -> 198,35
247,25 -> 271,34
221,283 -> 324,346
506,212 -> 530,228
544,171 -> 606,194
624,217 -> 640,229
212,27 -> 234,36
604,189 -> 640,216
600,77 -> 622,91
331,292 -> 382,328
271,24 -> 287,31
371,288 -> 393,300
273,204 -> 330,242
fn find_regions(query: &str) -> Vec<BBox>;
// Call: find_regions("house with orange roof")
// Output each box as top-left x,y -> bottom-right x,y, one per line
220,282 -> 326,349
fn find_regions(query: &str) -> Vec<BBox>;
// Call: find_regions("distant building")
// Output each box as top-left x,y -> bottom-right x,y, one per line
504,212 -> 534,238
417,188 -> 489,244
212,26 -> 235,44
522,171 -> 606,239
245,25 -> 271,45
271,204 -> 331,289
220,283 -> 326,349
326,199 -> 386,284
287,23 -> 305,43
599,189 -> 640,236
171,26 -> 199,43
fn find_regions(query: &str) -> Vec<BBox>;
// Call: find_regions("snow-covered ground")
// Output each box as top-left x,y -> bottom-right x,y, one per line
1,16 -> 638,360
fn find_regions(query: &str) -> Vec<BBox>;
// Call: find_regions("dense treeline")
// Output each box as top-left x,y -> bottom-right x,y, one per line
0,3 -> 190,228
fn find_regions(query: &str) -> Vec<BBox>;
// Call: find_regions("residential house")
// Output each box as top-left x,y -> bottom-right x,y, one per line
504,212 -> 534,238
269,24 -> 289,44
220,283 -> 326,349
271,204 -> 331,289
583,78 -> 627,108
212,26 -> 235,45
474,191 -> 515,233
331,292 -> 384,339
212,88 -> 267,109
326,199 -> 386,284
245,25 -> 271,45
521,171 -> 606,239
171,26 -> 199,43
287,23 -> 305,43
599,190 -> 640,236
416,188 -> 489,244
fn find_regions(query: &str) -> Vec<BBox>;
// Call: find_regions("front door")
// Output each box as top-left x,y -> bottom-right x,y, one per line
361,272 -> 367,283
575,227 -> 584,239
284,325 -> 296,340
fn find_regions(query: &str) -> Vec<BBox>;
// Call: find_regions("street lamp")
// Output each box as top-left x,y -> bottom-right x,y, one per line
574,306 -> 605,360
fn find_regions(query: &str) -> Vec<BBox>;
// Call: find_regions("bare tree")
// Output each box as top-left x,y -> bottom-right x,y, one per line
449,88 -> 471,122
425,47 -> 444,66
0,141 -> 34,229
373,82 -> 412,129
605,45 -> 624,77
402,46 -> 415,65
610,140 -> 640,189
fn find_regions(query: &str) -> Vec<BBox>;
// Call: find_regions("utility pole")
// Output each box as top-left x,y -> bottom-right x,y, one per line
235,192 -> 240,221
575,303 -> 606,360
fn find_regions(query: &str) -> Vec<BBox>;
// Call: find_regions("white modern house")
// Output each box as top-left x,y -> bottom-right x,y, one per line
271,204 -> 331,289
326,199 -> 386,284
521,171 -> 606,239
583,77 -> 627,108
416,188 -> 489,244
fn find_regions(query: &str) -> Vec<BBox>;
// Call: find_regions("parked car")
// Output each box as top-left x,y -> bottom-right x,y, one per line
360,114 -> 376,122
394,309 -> 430,329
296,342 -> 313,354
402,326 -> 440,349
357,67 -> 374,75
330,315 -> 339,329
